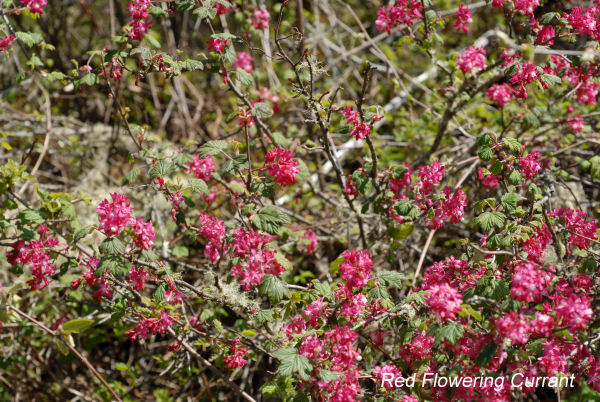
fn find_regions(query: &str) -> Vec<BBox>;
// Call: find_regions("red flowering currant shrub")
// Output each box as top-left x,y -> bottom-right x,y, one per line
2,0 -> 600,401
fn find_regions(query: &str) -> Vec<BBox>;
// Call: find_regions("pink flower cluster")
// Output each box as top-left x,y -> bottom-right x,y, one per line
129,265 -> 150,291
97,192 -> 134,237
81,258 -> 113,302
375,0 -> 423,34
207,37 -> 228,53
126,310 -> 175,342
510,62 -> 540,99
518,149 -> 541,179
338,249 -> 373,296
486,83 -> 513,107
550,207 -> 598,250
0,35 -> 15,52
454,4 -> 472,33
251,8 -> 270,30
389,160 -> 468,229
185,154 -> 215,181
233,52 -> 254,73
6,225 -> 58,290
127,0 -> 152,41
399,330 -> 434,364
510,262 -> 554,303
424,283 -> 462,320
298,229 -> 318,254
422,256 -> 485,292
231,228 -> 286,290
97,193 -> 156,250
478,167 -> 500,188
197,213 -> 226,262
224,339 -> 249,369
456,46 -> 486,74
341,106 -> 371,140
299,326 -> 362,402
21,0 -> 47,14
495,311 -> 531,345
264,147 -> 300,186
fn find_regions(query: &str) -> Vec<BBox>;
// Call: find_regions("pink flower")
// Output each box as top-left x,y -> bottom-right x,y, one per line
487,83 -> 513,107
424,283 -> 462,320
375,0 -> 423,34
567,114 -> 584,132
441,187 -> 467,224
454,4 -> 472,33
21,0 -> 47,14
551,208 -> 598,249
575,81 -> 600,105
338,249 -> 373,295
233,52 -> 254,73
389,163 -> 412,194
237,109 -> 254,127
224,339 -> 249,369
510,262 -> 554,303
345,176 -> 357,196
513,0 -> 539,16
186,154 -> 215,181
510,62 -> 540,99
564,7 -> 599,39
127,0 -> 152,41
341,106 -> 372,139
264,147 -> 299,186
299,229 -> 318,254
207,37 -> 228,53
0,35 -> 15,52
399,330 -> 434,363
416,160 -> 445,195
97,193 -> 134,237
132,218 -> 155,250
495,311 -> 530,345
129,265 -> 150,291
456,46 -> 486,74
535,24 -> 555,45
252,7 -> 270,30
538,339 -> 570,376
198,213 -> 226,262
231,228 -> 286,290
372,365 -> 402,390
6,226 -> 58,290
518,149 -> 541,179
478,168 -> 500,188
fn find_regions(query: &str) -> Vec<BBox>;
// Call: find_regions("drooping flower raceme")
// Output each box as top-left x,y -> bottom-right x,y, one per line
97,192 -> 134,237
456,46 -> 486,74
185,154 -> 215,181
264,147 -> 300,186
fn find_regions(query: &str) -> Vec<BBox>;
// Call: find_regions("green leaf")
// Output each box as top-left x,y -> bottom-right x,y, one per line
96,255 -> 128,276
501,193 -> 522,212
388,223 -> 414,239
148,5 -> 168,17
235,68 -> 254,87
252,205 -> 291,235
193,4 -> 218,20
436,322 -> 464,345
176,0 -> 195,11
475,340 -> 497,367
377,270 -> 404,287
62,318 -> 94,334
274,252 -> 292,271
121,168 -> 140,185
80,73 -> 100,87
252,102 -> 273,118
502,137 -> 522,153
319,369 -> 343,382
311,279 -> 333,300
73,226 -> 93,243
478,147 -> 493,161
405,290 -> 428,304
188,178 -> 209,194
272,347 -> 313,380
539,12 -> 556,24
258,274 -> 289,304
99,237 -> 125,255
540,73 -> 562,86
149,161 -> 175,178
179,59 -> 204,72
154,283 -> 166,302
369,286 -> 389,299
474,211 -> 505,232
15,32 -> 43,47
198,140 -> 228,157
144,34 -> 161,49
18,209 -> 45,225
255,309 -> 275,325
